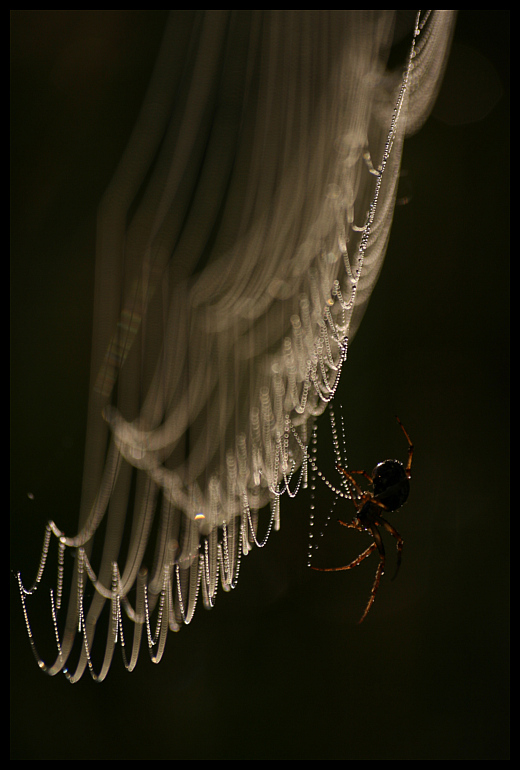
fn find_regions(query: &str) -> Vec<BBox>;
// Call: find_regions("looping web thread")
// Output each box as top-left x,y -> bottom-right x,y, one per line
17,11 -> 455,680
305,402 -> 354,568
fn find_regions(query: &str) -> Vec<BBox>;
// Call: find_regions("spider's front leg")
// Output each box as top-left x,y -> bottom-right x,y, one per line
336,465 -> 373,498
396,416 -> 414,478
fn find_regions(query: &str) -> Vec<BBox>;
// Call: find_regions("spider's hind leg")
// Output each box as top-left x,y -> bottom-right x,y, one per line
311,541 -> 377,572
357,523 -> 386,624
375,514 -> 404,581
359,557 -> 385,624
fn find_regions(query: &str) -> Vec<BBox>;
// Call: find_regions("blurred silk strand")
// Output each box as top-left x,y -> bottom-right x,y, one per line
18,10 -> 456,680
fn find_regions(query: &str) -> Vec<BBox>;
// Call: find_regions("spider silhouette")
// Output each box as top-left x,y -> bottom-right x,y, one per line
312,417 -> 413,623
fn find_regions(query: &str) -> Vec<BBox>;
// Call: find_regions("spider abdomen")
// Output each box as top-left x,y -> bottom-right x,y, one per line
372,460 -> 410,511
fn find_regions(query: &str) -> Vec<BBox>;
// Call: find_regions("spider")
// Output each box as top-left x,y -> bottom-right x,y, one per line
312,417 -> 413,623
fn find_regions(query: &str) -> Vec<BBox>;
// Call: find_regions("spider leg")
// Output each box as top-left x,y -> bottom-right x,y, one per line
396,416 -> 414,477
311,542 -> 377,572
375,514 -> 403,581
336,464 -> 373,492
358,524 -> 386,624
346,468 -> 374,483
338,518 -> 354,528
371,498 -> 389,512
336,465 -> 363,498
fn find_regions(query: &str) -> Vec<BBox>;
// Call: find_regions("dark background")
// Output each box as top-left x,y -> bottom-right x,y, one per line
10,11 -> 509,760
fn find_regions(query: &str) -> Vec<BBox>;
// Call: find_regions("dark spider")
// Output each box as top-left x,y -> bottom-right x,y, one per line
312,417 -> 413,623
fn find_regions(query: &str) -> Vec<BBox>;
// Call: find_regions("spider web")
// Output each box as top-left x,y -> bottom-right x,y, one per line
17,10 -> 456,680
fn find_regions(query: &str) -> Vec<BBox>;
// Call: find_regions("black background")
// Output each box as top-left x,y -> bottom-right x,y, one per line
11,11 -> 509,760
